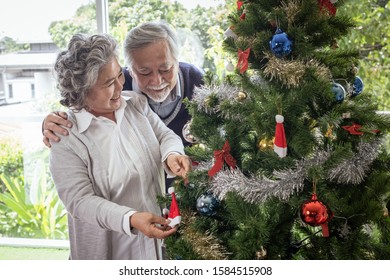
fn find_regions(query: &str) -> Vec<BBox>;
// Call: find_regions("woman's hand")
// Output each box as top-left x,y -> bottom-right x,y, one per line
166,154 -> 192,183
130,212 -> 177,239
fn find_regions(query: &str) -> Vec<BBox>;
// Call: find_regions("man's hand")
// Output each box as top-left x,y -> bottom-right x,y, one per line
166,154 -> 192,183
130,212 -> 177,239
42,111 -> 72,148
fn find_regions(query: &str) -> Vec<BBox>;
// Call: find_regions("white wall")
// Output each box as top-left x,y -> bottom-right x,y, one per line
7,79 -> 34,102
34,71 -> 55,99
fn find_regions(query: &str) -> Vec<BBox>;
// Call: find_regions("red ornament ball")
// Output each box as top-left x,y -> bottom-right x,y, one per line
300,194 -> 333,227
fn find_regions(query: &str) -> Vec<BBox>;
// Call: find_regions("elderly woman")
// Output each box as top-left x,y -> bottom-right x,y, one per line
49,33 -> 191,260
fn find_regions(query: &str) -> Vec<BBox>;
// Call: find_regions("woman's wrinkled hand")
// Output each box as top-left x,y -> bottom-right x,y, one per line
130,212 -> 177,239
166,154 -> 192,183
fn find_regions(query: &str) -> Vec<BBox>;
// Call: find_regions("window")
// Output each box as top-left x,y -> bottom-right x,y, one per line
0,0 -> 96,242
31,84 -> 35,99
7,84 -> 13,99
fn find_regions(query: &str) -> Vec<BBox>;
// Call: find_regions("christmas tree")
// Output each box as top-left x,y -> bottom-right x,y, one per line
165,0 -> 390,260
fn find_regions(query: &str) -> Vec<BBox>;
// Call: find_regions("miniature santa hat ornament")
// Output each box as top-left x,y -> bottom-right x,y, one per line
167,187 -> 181,227
273,114 -> 287,158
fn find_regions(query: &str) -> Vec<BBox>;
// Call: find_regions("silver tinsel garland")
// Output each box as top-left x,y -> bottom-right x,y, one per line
327,138 -> 383,184
209,148 -> 330,203
192,84 -> 244,116
207,139 -> 384,204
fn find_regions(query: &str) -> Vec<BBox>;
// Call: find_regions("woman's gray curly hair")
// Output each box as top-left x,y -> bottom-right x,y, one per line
54,33 -> 118,111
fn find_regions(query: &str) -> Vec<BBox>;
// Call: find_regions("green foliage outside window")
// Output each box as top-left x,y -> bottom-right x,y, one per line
338,0 -> 390,111
0,138 -> 23,192
0,140 -> 68,239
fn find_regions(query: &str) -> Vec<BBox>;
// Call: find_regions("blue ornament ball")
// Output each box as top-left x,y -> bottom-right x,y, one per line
269,28 -> 293,58
196,192 -> 220,216
351,76 -> 364,97
332,82 -> 345,102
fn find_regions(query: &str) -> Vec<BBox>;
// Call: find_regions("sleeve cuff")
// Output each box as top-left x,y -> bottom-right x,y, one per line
122,210 -> 137,236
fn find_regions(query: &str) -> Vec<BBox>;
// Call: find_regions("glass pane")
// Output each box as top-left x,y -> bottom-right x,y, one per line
0,0 -> 94,240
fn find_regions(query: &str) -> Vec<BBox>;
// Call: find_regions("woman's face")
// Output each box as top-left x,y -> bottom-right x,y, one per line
129,40 -> 179,103
86,56 -> 125,118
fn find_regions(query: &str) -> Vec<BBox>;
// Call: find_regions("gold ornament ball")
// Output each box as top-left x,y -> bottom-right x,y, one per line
237,91 -> 247,101
351,66 -> 359,76
193,143 -> 206,150
258,137 -> 274,150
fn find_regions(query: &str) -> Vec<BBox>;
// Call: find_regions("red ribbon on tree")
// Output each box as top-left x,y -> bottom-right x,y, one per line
208,140 -> 237,177
236,48 -> 251,74
342,123 -> 364,135
237,1 -> 244,10
318,0 -> 337,16
342,123 -> 381,135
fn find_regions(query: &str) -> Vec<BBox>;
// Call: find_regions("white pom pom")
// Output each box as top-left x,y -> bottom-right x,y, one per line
275,115 -> 284,123
168,187 -> 175,194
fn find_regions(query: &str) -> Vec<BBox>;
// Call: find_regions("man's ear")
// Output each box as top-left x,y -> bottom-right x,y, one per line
127,67 -> 133,78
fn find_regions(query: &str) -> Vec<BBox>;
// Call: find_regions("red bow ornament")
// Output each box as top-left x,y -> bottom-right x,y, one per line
208,140 -> 237,177
342,123 -> 364,135
236,48 -> 251,74
318,0 -> 337,16
237,1 -> 244,10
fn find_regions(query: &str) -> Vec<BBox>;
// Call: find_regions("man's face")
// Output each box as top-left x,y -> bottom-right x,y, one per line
129,40 -> 179,103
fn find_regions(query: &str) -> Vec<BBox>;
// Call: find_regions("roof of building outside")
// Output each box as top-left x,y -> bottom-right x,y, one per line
0,52 -> 57,69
